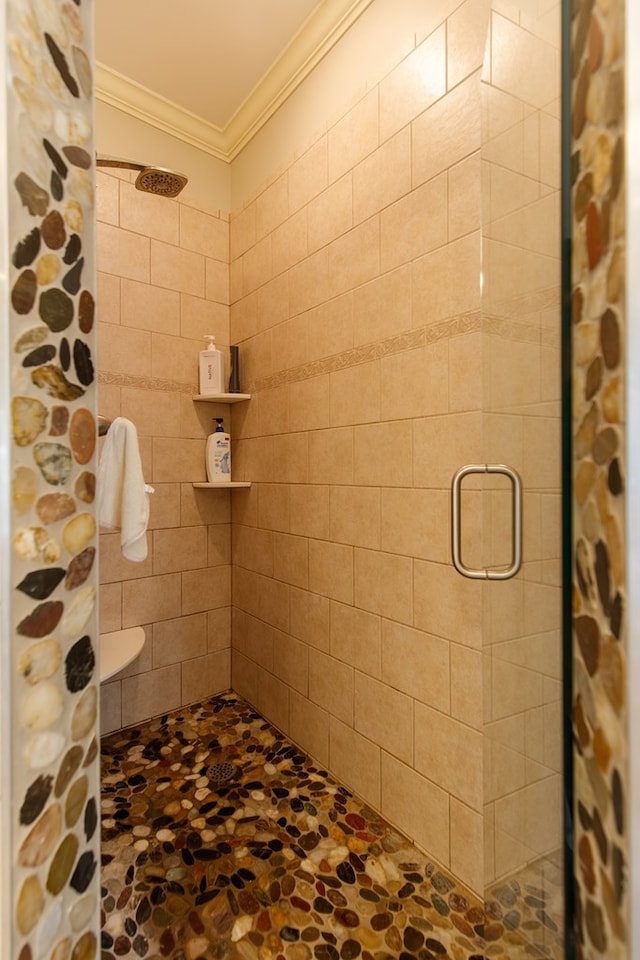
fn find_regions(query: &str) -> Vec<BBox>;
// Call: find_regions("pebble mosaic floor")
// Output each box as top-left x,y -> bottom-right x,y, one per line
101,692 -> 565,960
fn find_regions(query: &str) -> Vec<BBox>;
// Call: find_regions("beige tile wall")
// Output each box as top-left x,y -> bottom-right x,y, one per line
229,1 -> 489,896
97,169 -> 232,733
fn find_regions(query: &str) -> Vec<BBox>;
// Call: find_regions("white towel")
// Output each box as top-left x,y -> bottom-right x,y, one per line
97,417 -> 153,562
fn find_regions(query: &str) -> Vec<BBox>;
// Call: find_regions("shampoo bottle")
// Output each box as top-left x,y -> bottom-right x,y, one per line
199,335 -> 224,395
206,418 -> 231,482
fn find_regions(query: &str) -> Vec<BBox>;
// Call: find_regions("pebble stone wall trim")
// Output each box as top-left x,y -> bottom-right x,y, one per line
6,0 -> 100,958
570,0 -> 629,956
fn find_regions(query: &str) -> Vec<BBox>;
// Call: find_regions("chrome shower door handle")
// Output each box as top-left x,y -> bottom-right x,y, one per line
451,463 -> 522,580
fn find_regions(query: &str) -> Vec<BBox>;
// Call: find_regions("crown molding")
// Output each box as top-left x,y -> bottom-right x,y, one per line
95,0 -> 375,164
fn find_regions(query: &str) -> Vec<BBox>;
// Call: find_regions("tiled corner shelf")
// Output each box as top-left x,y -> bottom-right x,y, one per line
193,392 -> 251,488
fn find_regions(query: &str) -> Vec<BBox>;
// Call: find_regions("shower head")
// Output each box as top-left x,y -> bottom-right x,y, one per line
95,155 -> 188,198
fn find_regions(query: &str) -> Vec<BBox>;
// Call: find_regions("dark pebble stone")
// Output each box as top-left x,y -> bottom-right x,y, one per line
73,338 -> 94,386
302,928 -> 320,942
39,288 -> 74,332
291,896 -> 311,913
14,172 -> 49,216
326,889 -> 347,908
44,33 -> 79,96
124,918 -> 137,937
51,171 -> 63,202
431,893 -> 449,916
133,934 -> 148,957
273,788 -> 289,798
537,908 -> 558,932
337,861 -> 356,884
524,895 -> 545,909
189,910 -> 205,935
41,210 -> 66,250
159,929 -> 175,955
114,936 -> 131,957
66,546 -> 96,589
371,912 -> 392,931
84,797 -> 98,840
612,846 -> 625,905
315,946 -> 339,960
22,345 -> 56,367
601,307 -> 620,369
62,146 -> 91,169
610,592 -> 623,639
150,886 -> 166,905
78,289 -> 95,333
20,775 -> 53,825
195,889 -> 219,905
359,888 -> 379,903
430,872 -> 454,895
609,458 -> 623,496
65,635 -> 95,692
43,139 -> 68,178
612,768 -> 624,833
574,615 -> 600,676
186,832 -> 202,849
239,867 -> 256,882
70,850 -> 97,892
136,897 -> 151,924
63,234 -> 81,264
340,941 -> 361,959
403,872 -> 423,883
270,880 -> 280,901
59,337 -> 70,371
503,909 -> 520,929
592,806 -> 608,862
17,600 -> 63,638
424,939 -> 447,955
348,853 -> 364,872
13,227 -> 41,269
230,872 -> 244,889
281,927 -> 300,942
12,269 -> 37,314
63,257 -> 84,295
16,567 -> 65,601
313,897 -> 333,914
398,882 -> 415,898
334,908 -> 359,928
101,932 -> 114,949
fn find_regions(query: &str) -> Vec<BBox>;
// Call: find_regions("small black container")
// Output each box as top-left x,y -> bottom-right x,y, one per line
228,344 -> 241,393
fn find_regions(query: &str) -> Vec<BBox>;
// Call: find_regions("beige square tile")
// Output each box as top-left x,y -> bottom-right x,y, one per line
290,692 -> 329,767
181,483 -> 230,527
257,274 -> 289,332
98,321 -> 151,377
121,665 -> 182,726
355,672 -> 413,763
289,136 -> 329,213
150,239 -> 205,296
381,342 -> 449,419
272,207 -> 308,275
381,173 -> 448,273
357,116 -> 411,215
121,387 -> 181,438
120,279 -> 180,335
414,702 -> 483,809
271,433 -> 309,483
328,88 -> 379,183
414,560 -> 482,648
257,668 -> 290,734
380,488 -> 449,562
271,317 -> 310,379
491,656 -> 544,721
413,412 -> 483,488
230,200 -> 257,260
153,613 -> 207,667
122,574 -> 181,627
99,532 -> 153,584
99,582 -> 122,633
100,681 -> 122,735
330,601 -> 381,678
354,421 -> 412,487
230,293 -> 258,343
447,0 -> 490,90
259,574 -> 290,634
309,649 -> 353,725
449,153 -> 482,241
182,650 -> 231,705
96,171 -> 120,225
449,331 -> 483,412
328,217 -> 380,298
242,235 -> 272,296
330,360 -> 380,427
151,333 -> 203,386
450,799 -> 484,897
381,621 -> 450,712
307,292 -> 354,361
451,643 -> 483,730
206,257 -> 230,304
256,172 -> 289,240
152,438 -> 206,483
274,533 -> 309,589
207,523 -> 231,567
208,607 -> 231,652
309,540 -> 354,605
289,586 -> 330,652
414,237 -> 480,329
354,548 -> 413,623
412,73 -> 481,187
491,12 -> 558,110
232,523 -> 274,576
273,630 -> 309,695
254,384 -> 290,436
352,266 -> 412,347
230,485 -> 257,528
257,483 -> 290,532
289,247 -> 329,316
97,271 -> 121,324
308,427 -> 354,485
330,716 -> 381,809
307,174 -> 353,254
229,258 -> 243,305
108,625 -> 152,680
330,485 -> 380,549
120,182 -> 179,243
379,25 -> 447,142
494,775 -> 562,857
181,566 -> 231,615
381,753 -> 450,866
231,650 -> 259,705
180,205 -> 228,261
232,436 -> 274,484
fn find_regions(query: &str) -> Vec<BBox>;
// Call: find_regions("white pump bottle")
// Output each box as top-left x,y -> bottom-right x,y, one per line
199,335 -> 224,395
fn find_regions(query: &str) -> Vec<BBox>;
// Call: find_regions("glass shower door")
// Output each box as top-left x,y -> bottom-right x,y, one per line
480,0 -> 565,955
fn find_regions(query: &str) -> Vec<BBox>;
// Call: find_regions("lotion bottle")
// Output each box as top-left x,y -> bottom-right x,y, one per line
199,335 -> 224,395
206,418 -> 231,482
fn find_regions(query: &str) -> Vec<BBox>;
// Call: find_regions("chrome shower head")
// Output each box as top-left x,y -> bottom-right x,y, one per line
95,156 -> 188,197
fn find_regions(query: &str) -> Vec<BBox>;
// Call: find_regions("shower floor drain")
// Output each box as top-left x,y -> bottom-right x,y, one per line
204,761 -> 236,783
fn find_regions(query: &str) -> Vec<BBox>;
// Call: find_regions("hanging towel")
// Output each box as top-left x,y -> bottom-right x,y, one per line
97,417 -> 154,562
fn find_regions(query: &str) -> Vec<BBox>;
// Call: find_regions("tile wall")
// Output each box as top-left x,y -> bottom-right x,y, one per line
228,0 -> 488,897
96,170 -> 232,732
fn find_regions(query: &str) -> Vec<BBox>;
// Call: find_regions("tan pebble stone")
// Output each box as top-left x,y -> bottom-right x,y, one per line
36,253 -> 61,285
358,926 -> 382,949
604,514 -> 624,584
62,585 -> 95,638
18,802 -> 62,867
12,396 -> 48,446
134,839 -> 149,852
70,931 -> 97,960
575,461 -> 597,505
19,639 -> 62,685
33,442 -> 73,484
600,639 -> 624,713
593,726 -> 612,771
65,775 -> 88,827
574,322 -> 600,365
185,939 -> 211,960
23,731 -> 66,769
22,682 -> 64,731
575,403 -> 599,459
47,833 -> 79,895
13,466 -> 38,513
582,501 -> 600,540
50,405 -> 69,436
13,77 -> 53,132
156,829 -> 175,842
164,801 -> 182,816
71,684 -> 97,740
592,133 -> 613,195
63,199 -> 83,232
36,492 -> 76,524
602,376 -> 621,423
69,894 -> 96,933
55,746 -> 84,797
15,326 -> 49,353
69,408 -> 96,465
62,512 -> 96,554
607,245 -> 624,303
132,824 -> 151,837
346,835 -> 367,854
51,938 -> 72,960
74,471 -> 95,504
13,526 -> 61,563
16,874 -> 45,935
32,366 -> 84,402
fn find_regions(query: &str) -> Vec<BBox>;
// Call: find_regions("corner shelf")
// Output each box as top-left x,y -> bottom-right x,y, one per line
193,481 -> 251,489
192,393 -> 250,403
